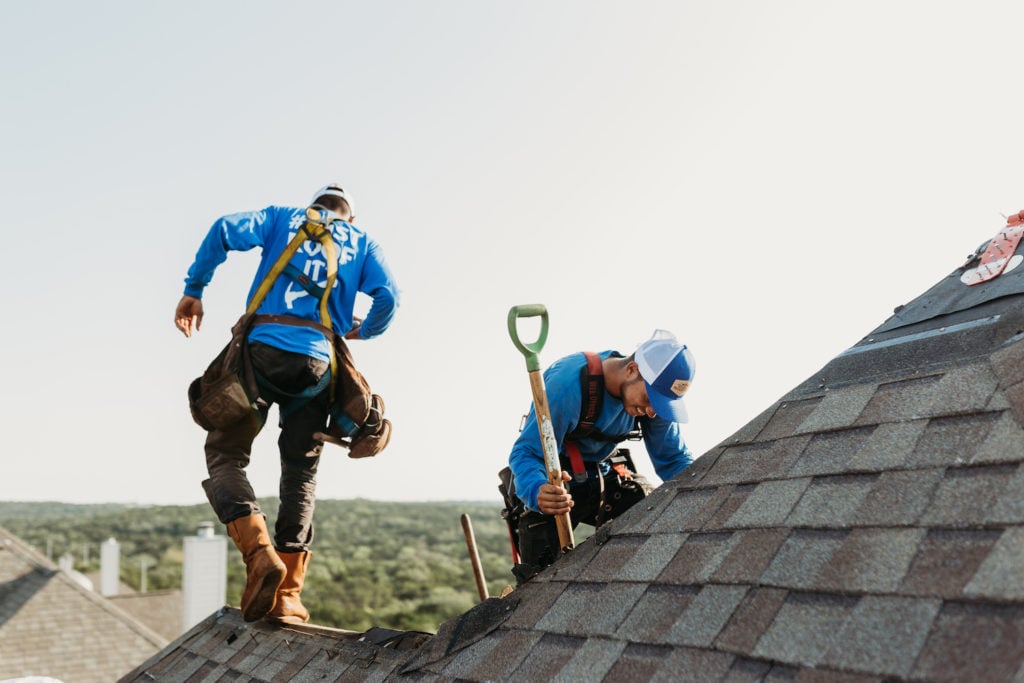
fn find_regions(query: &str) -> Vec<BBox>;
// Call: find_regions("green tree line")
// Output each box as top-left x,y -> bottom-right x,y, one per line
0,498 -> 518,633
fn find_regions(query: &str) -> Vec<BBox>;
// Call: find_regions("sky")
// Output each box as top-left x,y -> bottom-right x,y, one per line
2,1 -> 1024,508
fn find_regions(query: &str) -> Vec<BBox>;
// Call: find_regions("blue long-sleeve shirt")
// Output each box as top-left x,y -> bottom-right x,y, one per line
508,350 -> 693,512
183,206 -> 399,361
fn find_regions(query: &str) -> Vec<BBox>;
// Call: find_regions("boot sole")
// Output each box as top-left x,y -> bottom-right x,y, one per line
264,613 -> 310,625
241,566 -> 286,622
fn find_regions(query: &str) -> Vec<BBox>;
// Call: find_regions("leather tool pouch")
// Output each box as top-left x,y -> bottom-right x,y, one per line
187,314 -> 261,432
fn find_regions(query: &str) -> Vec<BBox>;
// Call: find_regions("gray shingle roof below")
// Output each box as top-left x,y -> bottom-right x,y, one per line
0,526 -> 167,683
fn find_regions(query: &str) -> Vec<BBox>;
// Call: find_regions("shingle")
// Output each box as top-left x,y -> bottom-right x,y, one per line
899,528 -> 1002,598
813,528 -> 924,593
723,658 -> 774,682
988,462 -> 1024,524
455,630 -> 540,682
507,633 -> 584,682
602,643 -> 673,683
230,629 -> 287,672
753,593 -> 858,667
756,398 -> 824,442
919,464 -> 1018,527
651,646 -> 736,683
268,641 -> 322,683
616,533 -> 691,582
703,485 -> 756,531
847,420 -> 927,471
912,602 -> 1024,682
792,669 -> 883,682
851,468 -> 943,526
712,528 -> 791,584
991,337 -> 1024,388
700,437 -> 812,486
905,412 -> 1003,468
503,581 -> 566,629
1003,375 -> 1024,427
827,598 -> 937,679
964,527 -> 1024,600
153,650 -> 206,682
788,427 -> 876,478
648,487 -> 730,533
856,375 -> 943,425
925,362 -> 1000,415
615,585 -> 699,643
551,637 -> 626,683
668,584 -> 749,648
971,411 -> 1024,464
796,384 -> 878,433
542,533 -> 602,583
535,582 -> 648,636
725,478 -> 812,529
714,587 -> 788,655
987,389 -> 1011,411
656,532 -> 737,585
184,662 -> 224,682
579,536 -> 645,582
675,446 -> 726,487
787,475 -> 878,528
760,530 -> 847,590
614,477 -> 685,534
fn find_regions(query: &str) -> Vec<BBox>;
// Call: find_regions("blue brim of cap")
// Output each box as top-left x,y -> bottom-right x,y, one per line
645,381 -> 689,423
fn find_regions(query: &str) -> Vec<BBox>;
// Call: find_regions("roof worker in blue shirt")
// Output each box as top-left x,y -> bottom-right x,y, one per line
503,330 -> 695,584
174,183 -> 399,625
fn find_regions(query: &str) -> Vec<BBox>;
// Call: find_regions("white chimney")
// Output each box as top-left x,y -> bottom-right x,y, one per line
59,552 -> 94,591
100,537 -> 120,596
181,521 -> 227,631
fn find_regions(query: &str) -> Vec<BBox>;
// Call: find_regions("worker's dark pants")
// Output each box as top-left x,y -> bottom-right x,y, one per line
202,342 -> 330,553
513,471 -> 651,584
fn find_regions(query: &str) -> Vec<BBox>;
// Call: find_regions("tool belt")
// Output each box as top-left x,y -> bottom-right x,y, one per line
188,313 -> 382,442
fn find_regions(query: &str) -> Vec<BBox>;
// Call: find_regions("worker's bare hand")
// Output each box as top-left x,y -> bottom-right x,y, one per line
175,295 -> 204,338
344,317 -> 364,340
537,471 -> 574,516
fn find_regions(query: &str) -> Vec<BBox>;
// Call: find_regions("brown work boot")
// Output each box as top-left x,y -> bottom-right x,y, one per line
226,514 -> 286,622
265,550 -> 312,624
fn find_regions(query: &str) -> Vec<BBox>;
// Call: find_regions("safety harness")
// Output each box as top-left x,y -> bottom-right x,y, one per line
562,351 -> 640,483
244,206 -> 341,415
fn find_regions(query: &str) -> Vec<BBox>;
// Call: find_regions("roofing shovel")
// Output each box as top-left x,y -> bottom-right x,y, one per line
507,304 -> 575,555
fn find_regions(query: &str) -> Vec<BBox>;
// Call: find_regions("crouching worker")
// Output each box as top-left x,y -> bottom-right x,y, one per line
174,183 -> 399,623
500,330 -> 695,584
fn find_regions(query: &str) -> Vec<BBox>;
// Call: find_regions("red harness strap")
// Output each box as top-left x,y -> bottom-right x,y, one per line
565,352 -> 604,482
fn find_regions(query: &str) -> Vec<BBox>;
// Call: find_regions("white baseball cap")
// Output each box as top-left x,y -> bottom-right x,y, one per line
311,183 -> 354,214
635,329 -> 695,423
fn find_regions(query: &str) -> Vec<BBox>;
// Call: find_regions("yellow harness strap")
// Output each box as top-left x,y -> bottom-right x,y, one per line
245,207 -> 341,399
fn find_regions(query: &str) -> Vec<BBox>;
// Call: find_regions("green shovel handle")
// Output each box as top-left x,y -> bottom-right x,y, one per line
508,304 -> 549,372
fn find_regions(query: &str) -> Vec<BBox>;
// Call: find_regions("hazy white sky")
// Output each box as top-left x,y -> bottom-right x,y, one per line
2,2 -> 1023,506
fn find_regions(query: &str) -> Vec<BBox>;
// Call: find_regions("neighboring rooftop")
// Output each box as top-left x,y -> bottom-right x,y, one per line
0,525 -> 168,683
122,217 -> 1024,681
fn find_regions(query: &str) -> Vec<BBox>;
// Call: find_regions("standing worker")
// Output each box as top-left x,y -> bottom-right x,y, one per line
501,330 -> 695,583
174,183 -> 399,624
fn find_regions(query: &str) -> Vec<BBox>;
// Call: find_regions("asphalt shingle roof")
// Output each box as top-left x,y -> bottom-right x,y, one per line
0,525 -> 167,682
123,232 -> 1024,681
